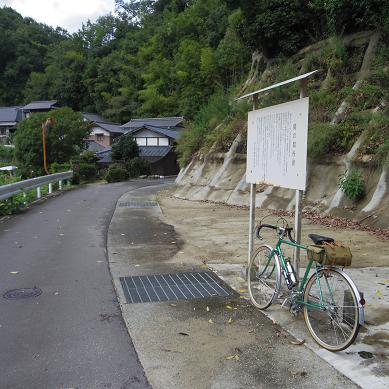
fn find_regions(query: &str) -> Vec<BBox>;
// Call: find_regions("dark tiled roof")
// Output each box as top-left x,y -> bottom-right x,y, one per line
0,107 -> 22,123
139,145 -> 172,158
125,125 -> 182,140
85,140 -> 106,152
82,112 -> 108,123
122,117 -> 184,129
94,122 -> 125,134
96,146 -> 172,164
23,100 -> 58,110
95,146 -> 112,156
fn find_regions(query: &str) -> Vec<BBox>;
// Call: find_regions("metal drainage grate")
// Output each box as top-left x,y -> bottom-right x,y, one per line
3,287 -> 42,300
118,201 -> 158,209
120,271 -> 235,304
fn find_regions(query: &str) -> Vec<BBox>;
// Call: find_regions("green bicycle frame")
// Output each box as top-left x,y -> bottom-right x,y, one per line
271,237 -> 327,310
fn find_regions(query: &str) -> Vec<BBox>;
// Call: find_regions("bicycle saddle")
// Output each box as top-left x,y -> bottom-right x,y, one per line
308,233 -> 335,245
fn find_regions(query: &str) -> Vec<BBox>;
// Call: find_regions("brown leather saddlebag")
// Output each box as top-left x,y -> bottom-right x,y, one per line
306,242 -> 352,266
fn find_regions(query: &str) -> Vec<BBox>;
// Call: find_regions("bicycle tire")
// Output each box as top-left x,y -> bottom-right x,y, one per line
303,267 -> 360,351
248,245 -> 281,310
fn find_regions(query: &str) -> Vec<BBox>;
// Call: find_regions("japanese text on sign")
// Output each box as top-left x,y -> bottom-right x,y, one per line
246,98 -> 309,190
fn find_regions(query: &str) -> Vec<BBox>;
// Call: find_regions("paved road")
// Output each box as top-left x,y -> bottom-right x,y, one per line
0,181 -> 165,389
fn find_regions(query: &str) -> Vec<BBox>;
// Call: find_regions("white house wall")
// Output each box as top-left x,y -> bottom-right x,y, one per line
90,127 -> 110,136
133,128 -> 162,138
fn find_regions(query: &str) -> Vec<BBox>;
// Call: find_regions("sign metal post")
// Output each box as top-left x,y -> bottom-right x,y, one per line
238,71 -> 317,280
248,95 -> 258,269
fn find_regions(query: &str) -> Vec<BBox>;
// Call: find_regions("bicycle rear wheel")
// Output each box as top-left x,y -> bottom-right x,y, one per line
303,268 -> 360,351
248,245 -> 281,309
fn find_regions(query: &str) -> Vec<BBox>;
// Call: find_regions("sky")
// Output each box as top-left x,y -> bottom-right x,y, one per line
1,0 -> 116,32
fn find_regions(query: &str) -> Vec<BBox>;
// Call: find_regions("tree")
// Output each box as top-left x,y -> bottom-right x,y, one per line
14,108 -> 91,177
111,135 -> 139,162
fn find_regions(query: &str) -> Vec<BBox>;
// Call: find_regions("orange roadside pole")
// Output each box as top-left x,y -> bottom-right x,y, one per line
42,118 -> 54,175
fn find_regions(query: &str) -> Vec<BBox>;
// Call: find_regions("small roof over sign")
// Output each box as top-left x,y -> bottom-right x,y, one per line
236,70 -> 319,100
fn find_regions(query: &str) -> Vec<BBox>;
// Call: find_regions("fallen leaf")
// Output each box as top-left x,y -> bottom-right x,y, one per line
206,306 -> 210,312
226,305 -> 233,310
228,318 -> 233,324
238,289 -> 247,293
358,351 -> 373,359
248,329 -> 255,333
170,303 -> 177,307
208,319 -> 214,324
289,339 -> 305,346
226,354 -> 240,361
179,332 -> 189,336
10,271 -> 19,275
54,291 -> 59,296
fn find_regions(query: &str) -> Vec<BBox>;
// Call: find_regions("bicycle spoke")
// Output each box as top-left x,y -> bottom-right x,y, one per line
304,268 -> 360,351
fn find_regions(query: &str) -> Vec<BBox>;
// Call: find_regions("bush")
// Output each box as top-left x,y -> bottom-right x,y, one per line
71,172 -> 80,185
78,163 -> 97,181
339,169 -> 365,201
126,157 -> 151,177
111,136 -> 139,162
0,145 -> 14,162
105,164 -> 128,183
50,162 -> 72,173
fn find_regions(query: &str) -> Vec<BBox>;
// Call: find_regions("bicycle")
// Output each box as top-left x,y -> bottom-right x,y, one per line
247,220 -> 365,351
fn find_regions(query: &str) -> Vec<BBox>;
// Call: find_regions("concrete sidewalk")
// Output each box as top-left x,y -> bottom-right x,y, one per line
106,181 -> 379,389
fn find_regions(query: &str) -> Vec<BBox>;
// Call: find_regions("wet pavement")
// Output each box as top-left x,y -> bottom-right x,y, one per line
0,181 -> 159,389
107,183 -> 359,389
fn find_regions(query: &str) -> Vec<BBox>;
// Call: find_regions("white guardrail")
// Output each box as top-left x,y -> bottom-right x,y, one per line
0,171 -> 73,202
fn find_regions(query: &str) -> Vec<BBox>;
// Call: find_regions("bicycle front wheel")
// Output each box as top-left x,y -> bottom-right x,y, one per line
248,245 -> 281,310
303,268 -> 360,351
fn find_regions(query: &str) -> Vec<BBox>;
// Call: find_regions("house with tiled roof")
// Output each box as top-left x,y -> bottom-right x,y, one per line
96,117 -> 184,175
23,100 -> 58,118
0,106 -> 23,141
83,112 -> 126,148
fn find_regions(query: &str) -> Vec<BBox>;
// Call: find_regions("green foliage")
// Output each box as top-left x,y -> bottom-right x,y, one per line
338,169 -> 365,201
308,123 -> 339,160
346,82 -> 384,111
78,163 -> 97,181
0,175 -> 38,215
177,91 -> 231,166
125,157 -> 151,177
50,162 -> 72,173
360,109 -> 389,165
204,117 -> 246,153
308,113 -> 371,160
0,145 -> 14,162
111,135 -> 139,162
105,164 -> 128,182
0,6 -> 66,105
14,108 -> 90,177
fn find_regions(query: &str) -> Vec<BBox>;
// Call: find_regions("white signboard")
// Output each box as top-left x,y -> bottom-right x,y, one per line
246,97 -> 309,190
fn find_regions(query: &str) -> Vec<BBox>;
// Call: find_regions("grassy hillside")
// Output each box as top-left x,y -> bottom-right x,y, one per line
177,31 -> 389,168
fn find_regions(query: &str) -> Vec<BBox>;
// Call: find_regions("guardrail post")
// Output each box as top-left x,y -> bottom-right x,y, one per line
59,180 -> 62,190
48,183 -> 53,194
37,187 -> 41,199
